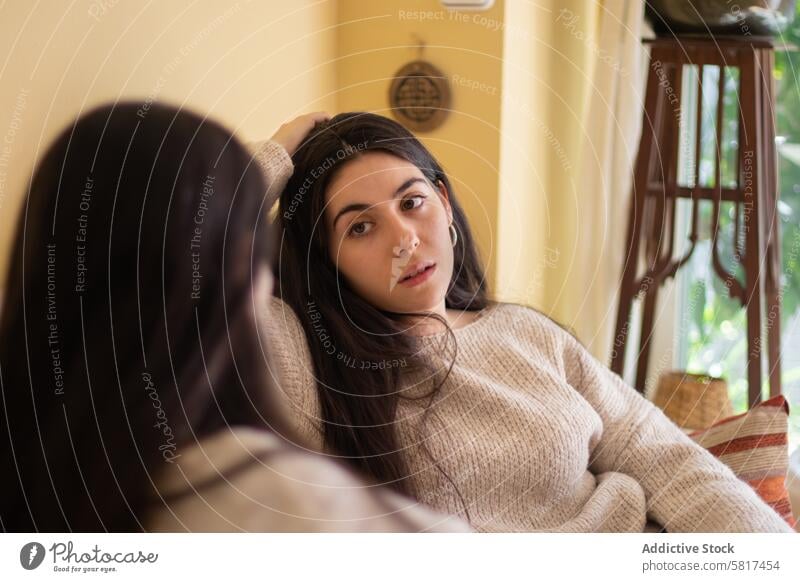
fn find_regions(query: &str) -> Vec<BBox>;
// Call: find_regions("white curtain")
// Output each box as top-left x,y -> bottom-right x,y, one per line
568,0 -> 648,368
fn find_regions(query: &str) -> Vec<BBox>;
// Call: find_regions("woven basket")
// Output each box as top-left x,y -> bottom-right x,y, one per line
652,370 -> 734,430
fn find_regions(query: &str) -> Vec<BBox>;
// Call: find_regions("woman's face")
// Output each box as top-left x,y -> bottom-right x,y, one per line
323,151 -> 454,316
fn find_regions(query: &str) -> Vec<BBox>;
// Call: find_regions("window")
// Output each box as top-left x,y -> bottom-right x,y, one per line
674,5 -> 800,454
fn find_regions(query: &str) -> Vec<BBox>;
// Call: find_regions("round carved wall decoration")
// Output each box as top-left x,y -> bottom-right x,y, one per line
389,60 -> 450,132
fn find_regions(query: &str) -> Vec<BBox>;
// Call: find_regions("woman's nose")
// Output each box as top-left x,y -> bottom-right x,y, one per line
391,221 -> 420,258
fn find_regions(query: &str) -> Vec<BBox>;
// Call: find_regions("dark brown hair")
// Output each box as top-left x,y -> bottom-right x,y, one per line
0,102 -> 289,531
275,112 -> 490,499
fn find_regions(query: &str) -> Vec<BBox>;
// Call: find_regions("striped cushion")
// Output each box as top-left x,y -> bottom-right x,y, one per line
688,395 -> 795,528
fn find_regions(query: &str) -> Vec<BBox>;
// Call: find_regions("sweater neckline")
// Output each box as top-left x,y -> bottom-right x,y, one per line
414,302 -> 501,345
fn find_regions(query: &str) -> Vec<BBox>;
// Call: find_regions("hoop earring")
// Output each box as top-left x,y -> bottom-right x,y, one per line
449,223 -> 458,248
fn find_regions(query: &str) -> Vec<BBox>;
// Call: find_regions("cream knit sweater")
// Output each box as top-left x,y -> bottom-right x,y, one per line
147,427 -> 471,532
252,140 -> 793,533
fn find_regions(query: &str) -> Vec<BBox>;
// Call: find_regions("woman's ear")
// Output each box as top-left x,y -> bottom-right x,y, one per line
436,179 -> 453,223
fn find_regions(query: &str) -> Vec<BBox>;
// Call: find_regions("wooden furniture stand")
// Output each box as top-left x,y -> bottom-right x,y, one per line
611,36 -> 782,408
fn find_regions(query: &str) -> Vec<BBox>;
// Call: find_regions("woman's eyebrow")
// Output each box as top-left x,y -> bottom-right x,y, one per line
332,177 -> 428,230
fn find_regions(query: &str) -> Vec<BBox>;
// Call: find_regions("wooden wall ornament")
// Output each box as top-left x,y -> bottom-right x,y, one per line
389,60 -> 450,132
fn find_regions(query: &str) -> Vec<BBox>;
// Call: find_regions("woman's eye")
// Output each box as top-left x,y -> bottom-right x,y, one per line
401,195 -> 425,211
347,221 -> 373,238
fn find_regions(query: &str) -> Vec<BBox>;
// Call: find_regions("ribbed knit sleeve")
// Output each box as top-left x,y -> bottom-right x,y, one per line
247,139 -> 325,451
246,140 -> 293,208
261,296 -> 325,454
563,334 -> 793,533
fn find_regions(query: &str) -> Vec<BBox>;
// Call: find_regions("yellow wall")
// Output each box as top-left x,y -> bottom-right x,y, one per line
1,0 -> 608,322
336,0 -> 506,291
0,0 -> 337,289
332,0 -> 600,315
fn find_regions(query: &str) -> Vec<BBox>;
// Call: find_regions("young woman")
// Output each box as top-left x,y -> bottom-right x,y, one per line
252,111 -> 794,533
0,104 -> 469,533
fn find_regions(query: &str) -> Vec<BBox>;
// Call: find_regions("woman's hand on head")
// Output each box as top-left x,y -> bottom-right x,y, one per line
270,112 -> 330,156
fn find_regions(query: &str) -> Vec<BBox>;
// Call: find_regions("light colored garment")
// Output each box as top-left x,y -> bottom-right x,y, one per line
147,427 -> 471,532
252,140 -> 793,533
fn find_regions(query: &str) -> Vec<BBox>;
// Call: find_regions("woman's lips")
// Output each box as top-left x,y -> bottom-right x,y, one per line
399,263 -> 437,287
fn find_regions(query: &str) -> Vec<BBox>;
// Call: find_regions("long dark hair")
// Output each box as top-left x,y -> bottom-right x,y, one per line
0,102 -> 289,531
275,112 -> 490,497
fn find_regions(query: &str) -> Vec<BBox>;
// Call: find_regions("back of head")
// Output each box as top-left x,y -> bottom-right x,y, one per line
0,102 -> 285,531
